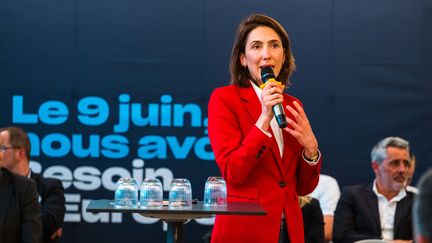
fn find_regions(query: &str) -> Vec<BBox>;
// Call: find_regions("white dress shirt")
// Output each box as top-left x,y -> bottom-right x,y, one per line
372,180 -> 407,240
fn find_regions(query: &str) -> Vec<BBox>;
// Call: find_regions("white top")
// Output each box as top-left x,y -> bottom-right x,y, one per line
372,180 -> 407,240
310,174 -> 341,215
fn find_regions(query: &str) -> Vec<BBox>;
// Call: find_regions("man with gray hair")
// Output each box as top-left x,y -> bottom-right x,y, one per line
413,168 -> 432,243
333,137 -> 414,243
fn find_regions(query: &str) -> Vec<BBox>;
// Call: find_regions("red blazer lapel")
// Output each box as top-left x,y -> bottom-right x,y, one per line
236,85 -> 284,175
236,85 -> 260,123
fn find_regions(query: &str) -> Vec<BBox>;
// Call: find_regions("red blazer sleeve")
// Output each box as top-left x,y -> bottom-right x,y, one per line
208,86 -> 273,186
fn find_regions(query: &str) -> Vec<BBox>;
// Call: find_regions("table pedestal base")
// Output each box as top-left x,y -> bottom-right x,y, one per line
166,220 -> 185,243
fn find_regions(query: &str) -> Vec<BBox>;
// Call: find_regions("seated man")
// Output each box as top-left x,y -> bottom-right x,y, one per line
1,144 -> 43,243
413,168 -> 432,243
333,137 -> 413,243
310,174 -> 341,242
0,127 -> 65,242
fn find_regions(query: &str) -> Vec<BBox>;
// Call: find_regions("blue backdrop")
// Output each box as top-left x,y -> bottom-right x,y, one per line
1,0 -> 431,242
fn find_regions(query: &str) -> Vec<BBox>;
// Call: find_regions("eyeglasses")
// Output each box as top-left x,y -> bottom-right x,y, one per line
1,145 -> 21,153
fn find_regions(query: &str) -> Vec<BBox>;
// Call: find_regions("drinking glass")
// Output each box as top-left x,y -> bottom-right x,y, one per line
204,176 -> 227,207
140,178 -> 163,207
168,178 -> 192,207
114,177 -> 138,208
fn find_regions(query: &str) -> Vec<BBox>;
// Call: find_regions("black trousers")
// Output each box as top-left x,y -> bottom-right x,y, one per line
278,218 -> 290,243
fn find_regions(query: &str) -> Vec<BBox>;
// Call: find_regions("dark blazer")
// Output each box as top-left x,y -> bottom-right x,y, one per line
0,168 -> 43,243
30,173 -> 65,243
333,184 -> 413,243
302,198 -> 324,243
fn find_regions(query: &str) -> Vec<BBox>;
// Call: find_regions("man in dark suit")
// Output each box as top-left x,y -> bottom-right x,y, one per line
333,137 -> 414,243
0,127 -> 65,243
0,167 -> 43,243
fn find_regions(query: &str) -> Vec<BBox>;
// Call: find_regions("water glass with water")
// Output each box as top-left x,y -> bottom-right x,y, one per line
114,177 -> 138,208
140,178 -> 163,207
204,176 -> 227,207
168,178 -> 192,207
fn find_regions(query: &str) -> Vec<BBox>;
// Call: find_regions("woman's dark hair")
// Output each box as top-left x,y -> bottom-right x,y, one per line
230,14 -> 296,87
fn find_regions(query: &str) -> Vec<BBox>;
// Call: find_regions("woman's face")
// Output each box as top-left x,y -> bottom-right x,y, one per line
240,26 -> 285,85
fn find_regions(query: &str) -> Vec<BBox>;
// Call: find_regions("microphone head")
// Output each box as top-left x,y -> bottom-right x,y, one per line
261,66 -> 275,83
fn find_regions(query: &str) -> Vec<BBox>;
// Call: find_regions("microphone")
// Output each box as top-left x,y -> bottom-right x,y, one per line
260,66 -> 287,128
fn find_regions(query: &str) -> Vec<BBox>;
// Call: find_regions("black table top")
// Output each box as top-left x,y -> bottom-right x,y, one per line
86,199 -> 266,218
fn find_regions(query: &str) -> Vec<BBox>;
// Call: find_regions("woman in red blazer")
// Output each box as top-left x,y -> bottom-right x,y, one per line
208,14 -> 322,243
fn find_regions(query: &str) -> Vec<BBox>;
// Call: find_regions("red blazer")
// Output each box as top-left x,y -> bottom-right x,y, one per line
208,84 -> 321,243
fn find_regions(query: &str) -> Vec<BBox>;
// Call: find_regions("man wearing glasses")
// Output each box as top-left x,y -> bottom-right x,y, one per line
0,127 -> 65,243
0,130 -> 43,243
